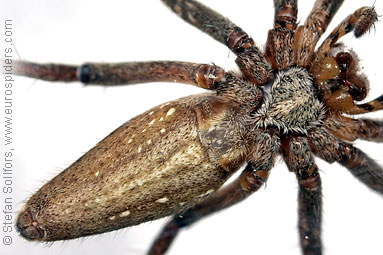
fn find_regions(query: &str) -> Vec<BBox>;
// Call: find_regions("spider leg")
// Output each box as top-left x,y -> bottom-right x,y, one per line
147,162 -> 271,255
282,136 -> 322,255
266,0 -> 298,69
324,115 -> 383,142
14,60 -> 264,110
161,0 -> 272,84
317,7 -> 378,56
294,0 -> 344,67
13,60 -> 225,89
309,128 -> 383,195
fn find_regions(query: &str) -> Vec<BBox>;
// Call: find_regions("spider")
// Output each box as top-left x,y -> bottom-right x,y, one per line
10,0 -> 383,254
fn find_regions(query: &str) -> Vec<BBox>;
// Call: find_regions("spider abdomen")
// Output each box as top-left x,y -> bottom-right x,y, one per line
16,93 -> 250,241
254,67 -> 325,133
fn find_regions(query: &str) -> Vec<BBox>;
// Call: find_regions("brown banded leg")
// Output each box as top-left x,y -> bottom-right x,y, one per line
324,115 -> 383,142
308,128 -> 383,195
282,136 -> 322,255
13,60 -> 225,89
294,0 -> 344,67
266,0 -> 297,69
147,162 -> 271,255
161,0 -> 272,84
317,7 -> 378,56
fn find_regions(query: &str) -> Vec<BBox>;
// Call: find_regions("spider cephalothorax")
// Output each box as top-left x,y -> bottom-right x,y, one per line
13,1 -> 383,255
253,67 -> 325,133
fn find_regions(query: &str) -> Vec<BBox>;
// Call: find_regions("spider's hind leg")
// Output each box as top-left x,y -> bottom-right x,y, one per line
14,60 -> 226,89
282,136 -> 322,255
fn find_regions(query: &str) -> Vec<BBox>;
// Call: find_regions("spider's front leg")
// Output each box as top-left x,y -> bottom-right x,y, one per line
148,130 -> 280,255
282,136 -> 322,255
162,0 -> 272,84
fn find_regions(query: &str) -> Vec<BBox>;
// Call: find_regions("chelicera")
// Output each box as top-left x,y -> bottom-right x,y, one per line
13,0 -> 383,254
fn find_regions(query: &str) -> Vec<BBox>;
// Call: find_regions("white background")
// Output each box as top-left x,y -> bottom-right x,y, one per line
1,0 -> 383,255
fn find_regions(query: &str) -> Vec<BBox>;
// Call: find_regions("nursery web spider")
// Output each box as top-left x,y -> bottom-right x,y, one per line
8,0 -> 383,254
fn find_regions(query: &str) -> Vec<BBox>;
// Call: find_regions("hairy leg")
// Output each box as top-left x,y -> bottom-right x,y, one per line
317,6 -> 378,56
266,0 -> 298,69
282,136 -> 322,255
161,0 -> 272,84
294,0 -> 344,67
324,115 -> 383,142
308,128 -> 383,195
13,60 -> 225,89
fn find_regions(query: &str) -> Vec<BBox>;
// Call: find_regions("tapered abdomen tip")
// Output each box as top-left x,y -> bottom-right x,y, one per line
16,208 -> 46,241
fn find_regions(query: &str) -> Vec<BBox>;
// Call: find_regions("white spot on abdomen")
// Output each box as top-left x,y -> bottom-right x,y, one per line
166,108 -> 176,117
155,197 -> 169,203
119,210 -> 131,217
